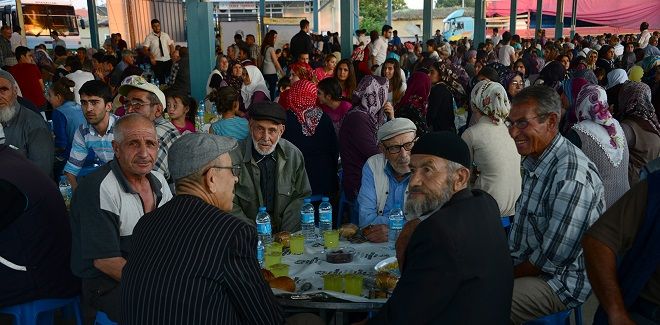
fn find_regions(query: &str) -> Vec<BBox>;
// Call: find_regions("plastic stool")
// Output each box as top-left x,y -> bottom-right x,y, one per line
524,306 -> 583,325
94,311 -> 117,325
0,296 -> 82,325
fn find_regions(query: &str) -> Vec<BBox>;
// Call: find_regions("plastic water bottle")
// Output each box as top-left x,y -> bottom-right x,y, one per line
195,101 -> 206,131
257,239 -> 264,266
256,206 -> 273,245
58,176 -> 72,209
318,197 -> 333,233
301,198 -> 315,242
388,205 -> 405,250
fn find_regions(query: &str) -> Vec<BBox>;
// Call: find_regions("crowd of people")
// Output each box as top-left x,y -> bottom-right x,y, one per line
1,14 -> 659,325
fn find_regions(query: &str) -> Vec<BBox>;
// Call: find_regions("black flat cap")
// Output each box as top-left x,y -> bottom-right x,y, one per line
410,131 -> 471,168
249,101 -> 287,125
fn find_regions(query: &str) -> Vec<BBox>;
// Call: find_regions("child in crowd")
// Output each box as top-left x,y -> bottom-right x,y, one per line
209,86 -> 249,140
165,89 -> 196,134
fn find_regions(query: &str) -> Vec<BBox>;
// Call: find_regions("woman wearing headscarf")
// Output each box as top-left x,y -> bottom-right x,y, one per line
338,75 -> 389,209
278,61 -> 314,110
464,50 -> 478,78
565,84 -> 629,208
282,80 -> 338,197
605,69 -> 628,114
586,50 -> 598,70
559,77 -> 590,134
426,61 -> 467,132
241,65 -> 271,113
616,81 -> 660,185
536,61 -> 566,91
394,71 -> 431,132
461,80 -> 521,219
503,71 -> 525,99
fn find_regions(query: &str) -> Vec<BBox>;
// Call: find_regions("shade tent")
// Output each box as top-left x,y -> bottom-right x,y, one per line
487,0 -> 660,30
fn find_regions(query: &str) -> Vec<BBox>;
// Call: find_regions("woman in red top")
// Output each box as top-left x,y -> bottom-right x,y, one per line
314,54 -> 337,82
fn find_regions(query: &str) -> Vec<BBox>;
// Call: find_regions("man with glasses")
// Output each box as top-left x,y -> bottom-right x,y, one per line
118,75 -> 181,182
358,118 -> 416,243
232,101 -> 312,233
70,114 -> 173,323
64,80 -> 116,189
506,86 -> 605,324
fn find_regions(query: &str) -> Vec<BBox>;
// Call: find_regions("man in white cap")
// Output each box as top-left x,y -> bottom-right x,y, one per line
358,118 -> 417,243
118,75 -> 181,181
0,69 -> 53,176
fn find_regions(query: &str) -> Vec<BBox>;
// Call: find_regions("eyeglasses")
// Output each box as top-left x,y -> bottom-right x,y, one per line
127,101 -> 156,110
204,165 -> 241,177
504,115 -> 546,129
383,138 -> 418,154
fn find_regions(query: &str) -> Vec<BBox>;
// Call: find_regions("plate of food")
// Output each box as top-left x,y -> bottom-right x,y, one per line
374,257 -> 399,274
373,257 -> 400,293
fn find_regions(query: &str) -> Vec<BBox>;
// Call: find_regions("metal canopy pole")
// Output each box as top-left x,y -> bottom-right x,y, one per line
313,0 -> 319,33
354,0 -> 359,32
554,0 -> 564,40
474,0 -> 485,45
185,0 -> 214,100
87,0 -> 99,49
422,0 -> 432,42
509,0 -> 517,35
341,0 -> 355,59
570,0 -> 577,39
387,0 -> 392,26
260,0 -> 266,39
535,0 -> 542,39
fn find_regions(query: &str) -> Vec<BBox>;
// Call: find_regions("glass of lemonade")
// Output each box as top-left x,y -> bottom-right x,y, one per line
323,230 -> 339,249
289,234 -> 305,255
265,251 -> 282,269
323,274 -> 343,292
270,263 -> 289,277
344,274 -> 364,296
266,242 -> 283,255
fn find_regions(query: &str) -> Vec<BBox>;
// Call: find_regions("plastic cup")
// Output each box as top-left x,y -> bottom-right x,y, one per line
265,251 -> 282,269
270,263 -> 290,277
344,274 -> 364,296
266,242 -> 283,255
323,274 -> 343,292
323,230 -> 339,249
290,234 -> 305,255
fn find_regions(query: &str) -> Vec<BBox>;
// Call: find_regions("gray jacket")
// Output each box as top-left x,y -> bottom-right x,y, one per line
2,103 -> 53,176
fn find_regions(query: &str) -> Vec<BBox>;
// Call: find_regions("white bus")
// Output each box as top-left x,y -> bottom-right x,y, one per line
0,0 -> 81,49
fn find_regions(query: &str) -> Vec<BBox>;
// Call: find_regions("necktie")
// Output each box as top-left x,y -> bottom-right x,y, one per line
158,34 -> 164,57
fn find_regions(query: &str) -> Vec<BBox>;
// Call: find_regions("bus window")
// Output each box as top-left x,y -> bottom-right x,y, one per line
22,4 -> 79,36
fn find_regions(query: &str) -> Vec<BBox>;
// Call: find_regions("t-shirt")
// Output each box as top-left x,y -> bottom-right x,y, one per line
210,116 -> 249,140
66,70 -> 95,104
498,45 -> 515,66
586,180 -> 659,306
143,32 -> 174,61
9,63 -> 46,107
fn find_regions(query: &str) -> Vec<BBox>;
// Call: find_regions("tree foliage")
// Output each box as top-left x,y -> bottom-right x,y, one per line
359,0 -> 408,33
435,0 -> 474,8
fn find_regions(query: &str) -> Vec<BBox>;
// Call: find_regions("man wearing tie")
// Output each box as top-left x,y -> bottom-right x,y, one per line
143,19 -> 174,84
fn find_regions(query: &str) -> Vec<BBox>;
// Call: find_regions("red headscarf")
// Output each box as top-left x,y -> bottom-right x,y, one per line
395,72 -> 431,116
289,80 -> 323,136
289,62 -> 316,83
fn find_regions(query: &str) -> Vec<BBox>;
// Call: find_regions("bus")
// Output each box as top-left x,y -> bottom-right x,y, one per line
0,0 -> 81,49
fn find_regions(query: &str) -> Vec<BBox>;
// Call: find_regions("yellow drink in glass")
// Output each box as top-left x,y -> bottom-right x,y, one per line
323,274 -> 343,292
270,263 -> 289,277
264,251 -> 282,269
344,274 -> 364,296
290,234 -> 305,255
266,242 -> 283,255
323,230 -> 339,249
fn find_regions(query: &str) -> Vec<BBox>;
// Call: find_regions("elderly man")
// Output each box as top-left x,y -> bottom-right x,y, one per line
121,133 -> 285,324
366,132 -> 513,324
0,70 -> 53,176
357,118 -> 416,242
119,75 -> 181,181
232,101 -> 311,233
507,86 -> 605,324
70,114 -> 173,323
584,171 -> 660,325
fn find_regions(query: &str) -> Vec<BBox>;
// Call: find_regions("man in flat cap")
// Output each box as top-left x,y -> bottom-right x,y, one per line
366,131 -> 513,324
358,118 -> 417,243
121,133 -> 285,325
0,69 -> 53,176
232,101 -> 312,233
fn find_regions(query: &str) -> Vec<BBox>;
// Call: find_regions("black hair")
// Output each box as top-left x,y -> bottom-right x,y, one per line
151,19 -> 160,25
208,86 -> 239,114
65,56 -> 82,72
54,45 -> 67,57
300,19 -> 310,29
50,77 -> 76,102
277,77 -> 291,90
477,66 -> 499,82
382,24 -> 393,34
317,77 -> 342,101
79,80 -> 113,103
14,46 -> 30,60
165,88 -> 197,122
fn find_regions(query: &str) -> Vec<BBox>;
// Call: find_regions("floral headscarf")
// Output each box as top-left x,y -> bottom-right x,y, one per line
470,80 -> 511,124
436,61 -> 467,107
225,60 -> 244,92
289,80 -> 323,136
352,75 -> 389,128
289,62 -> 316,83
396,72 -> 431,116
485,62 -> 510,86
617,81 -> 660,136
573,84 -> 625,166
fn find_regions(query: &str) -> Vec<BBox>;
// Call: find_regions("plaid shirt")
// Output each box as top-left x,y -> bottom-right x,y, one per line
154,116 -> 181,181
509,134 -> 605,308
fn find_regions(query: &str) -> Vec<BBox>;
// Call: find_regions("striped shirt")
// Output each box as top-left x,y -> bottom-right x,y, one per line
121,195 -> 285,325
509,134 -> 605,308
63,114 -> 117,177
154,116 -> 181,181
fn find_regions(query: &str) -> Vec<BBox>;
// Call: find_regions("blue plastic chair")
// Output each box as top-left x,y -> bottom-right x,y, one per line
0,296 -> 82,325
523,306 -> 583,325
94,311 -> 117,325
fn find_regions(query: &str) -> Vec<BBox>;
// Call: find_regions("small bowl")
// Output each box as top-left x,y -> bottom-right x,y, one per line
325,247 -> 356,264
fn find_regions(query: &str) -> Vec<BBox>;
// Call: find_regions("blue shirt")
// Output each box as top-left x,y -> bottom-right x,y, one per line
52,101 -> 84,160
357,161 -> 410,227
64,114 -> 117,177
211,117 -> 249,140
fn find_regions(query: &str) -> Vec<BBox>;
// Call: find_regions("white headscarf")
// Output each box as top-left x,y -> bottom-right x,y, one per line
470,80 -> 511,124
606,69 -> 628,90
241,65 -> 270,108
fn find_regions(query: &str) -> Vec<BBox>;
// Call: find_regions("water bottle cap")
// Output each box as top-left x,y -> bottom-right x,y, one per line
322,197 -> 329,202
304,198 -> 311,203
258,206 -> 266,212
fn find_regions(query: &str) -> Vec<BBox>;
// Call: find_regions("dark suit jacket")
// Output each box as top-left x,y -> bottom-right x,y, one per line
290,30 -> 314,60
368,189 -> 513,325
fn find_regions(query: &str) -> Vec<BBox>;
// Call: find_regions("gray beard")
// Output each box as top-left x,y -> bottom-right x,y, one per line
405,178 -> 455,220
252,136 -> 280,156
0,103 -> 17,123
